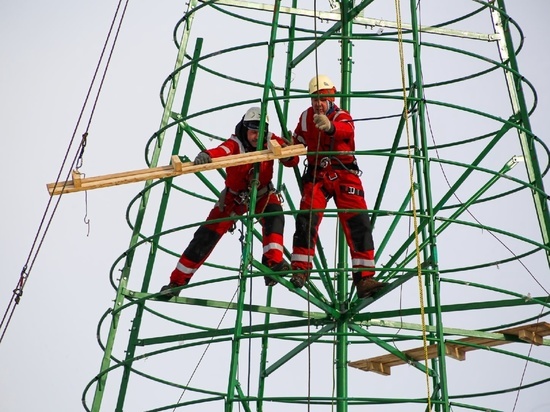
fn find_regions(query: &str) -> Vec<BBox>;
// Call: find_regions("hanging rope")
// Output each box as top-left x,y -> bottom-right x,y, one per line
394,0 -> 432,408
0,0 -> 132,345
296,0 -> 327,408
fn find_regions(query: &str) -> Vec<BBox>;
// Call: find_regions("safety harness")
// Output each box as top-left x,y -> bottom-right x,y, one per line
225,182 -> 277,207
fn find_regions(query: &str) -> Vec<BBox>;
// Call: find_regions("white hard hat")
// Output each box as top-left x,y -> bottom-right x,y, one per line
308,75 -> 335,94
243,107 -> 269,129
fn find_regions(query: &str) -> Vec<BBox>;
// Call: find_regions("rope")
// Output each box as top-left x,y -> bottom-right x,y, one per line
168,286 -> 241,412
0,0 -> 131,345
296,1 -> 327,408
394,0 -> 432,408
342,105 -> 418,123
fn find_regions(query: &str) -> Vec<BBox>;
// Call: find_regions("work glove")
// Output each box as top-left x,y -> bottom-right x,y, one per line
194,151 -> 212,165
313,114 -> 334,134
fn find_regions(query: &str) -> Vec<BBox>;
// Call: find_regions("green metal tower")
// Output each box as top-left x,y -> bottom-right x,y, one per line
83,1 -> 550,411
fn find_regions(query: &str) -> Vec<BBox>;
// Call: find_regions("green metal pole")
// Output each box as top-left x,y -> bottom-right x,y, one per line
336,1 -> 356,410
226,2 -> 284,410
493,0 -> 550,264
90,3 -> 198,410
408,1 -> 449,410
114,38 -> 203,412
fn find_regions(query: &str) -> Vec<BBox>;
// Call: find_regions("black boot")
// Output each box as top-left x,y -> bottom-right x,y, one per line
290,272 -> 309,288
355,277 -> 385,299
264,261 -> 290,286
158,282 -> 184,301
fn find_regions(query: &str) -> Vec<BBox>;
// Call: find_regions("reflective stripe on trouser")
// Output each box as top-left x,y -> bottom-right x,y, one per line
291,173 -> 375,275
171,191 -> 285,284
170,192 -> 244,285
259,200 -> 285,267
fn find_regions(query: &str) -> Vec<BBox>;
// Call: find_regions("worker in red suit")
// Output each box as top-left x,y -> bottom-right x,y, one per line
159,107 -> 299,300
289,75 -> 385,298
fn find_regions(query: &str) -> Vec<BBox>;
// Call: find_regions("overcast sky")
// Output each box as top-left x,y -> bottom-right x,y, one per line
1,1 -> 549,411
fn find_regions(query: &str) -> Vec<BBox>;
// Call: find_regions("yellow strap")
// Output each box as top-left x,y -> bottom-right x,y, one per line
394,0 -> 432,407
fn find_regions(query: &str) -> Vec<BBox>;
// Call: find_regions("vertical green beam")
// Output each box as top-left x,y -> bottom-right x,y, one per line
371,85 -> 417,228
408,65 -> 443,411
337,1 -> 355,411
114,38 -> 203,412
225,257 -> 249,412
225,3 -> 284,411
225,206 -> 252,411
256,0 -> 283,150
492,0 -> 550,265
275,0 -> 300,187
258,1 -> 301,408
409,1 -> 449,410
90,2 -> 199,411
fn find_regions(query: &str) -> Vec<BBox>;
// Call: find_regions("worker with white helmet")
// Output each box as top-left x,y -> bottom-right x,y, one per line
159,107 -> 299,299
289,75 -> 385,299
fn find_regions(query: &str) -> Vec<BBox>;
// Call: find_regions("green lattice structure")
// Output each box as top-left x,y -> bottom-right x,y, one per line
83,1 -> 550,411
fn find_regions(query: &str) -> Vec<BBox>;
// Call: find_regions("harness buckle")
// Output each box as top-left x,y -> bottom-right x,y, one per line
235,191 -> 249,205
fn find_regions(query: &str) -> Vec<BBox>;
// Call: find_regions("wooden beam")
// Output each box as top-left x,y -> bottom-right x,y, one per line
348,322 -> 550,376
47,142 -> 306,196
268,139 -> 282,155
349,343 -> 440,376
71,170 -> 82,188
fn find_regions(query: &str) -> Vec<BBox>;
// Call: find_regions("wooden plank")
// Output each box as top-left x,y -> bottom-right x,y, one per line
445,344 -> 466,361
498,322 -> 550,337
71,170 -> 82,188
268,139 -> 282,155
47,143 -> 306,196
348,322 -> 550,375
347,360 -> 391,376
171,155 -> 183,172
349,344 -> 440,375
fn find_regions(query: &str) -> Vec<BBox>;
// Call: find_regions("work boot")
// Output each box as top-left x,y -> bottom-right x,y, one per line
290,272 -> 309,289
158,282 -> 183,301
355,277 -> 385,299
264,261 -> 290,286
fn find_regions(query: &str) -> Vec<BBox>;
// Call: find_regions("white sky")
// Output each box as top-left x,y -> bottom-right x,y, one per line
1,1 -> 549,411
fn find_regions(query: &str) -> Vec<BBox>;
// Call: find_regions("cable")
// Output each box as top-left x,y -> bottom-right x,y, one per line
0,0 -> 131,345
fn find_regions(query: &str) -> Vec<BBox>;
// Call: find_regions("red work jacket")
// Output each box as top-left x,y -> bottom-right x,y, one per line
205,133 -> 298,193
292,105 -> 356,166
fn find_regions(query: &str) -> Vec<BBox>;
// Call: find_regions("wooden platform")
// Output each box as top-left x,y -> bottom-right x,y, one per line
47,140 -> 306,195
348,322 -> 550,376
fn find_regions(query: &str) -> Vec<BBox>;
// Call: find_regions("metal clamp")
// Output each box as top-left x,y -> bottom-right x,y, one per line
236,191 -> 249,204
319,157 -> 331,168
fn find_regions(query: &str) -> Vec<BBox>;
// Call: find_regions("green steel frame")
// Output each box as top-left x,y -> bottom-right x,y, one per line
83,1 -> 550,411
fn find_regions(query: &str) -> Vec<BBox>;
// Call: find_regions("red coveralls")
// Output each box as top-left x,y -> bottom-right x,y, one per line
291,105 -> 376,281
170,133 -> 298,286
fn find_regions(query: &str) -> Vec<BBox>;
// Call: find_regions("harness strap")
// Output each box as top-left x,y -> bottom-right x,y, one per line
307,160 -> 359,171
228,182 -> 275,204
340,185 -> 364,197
